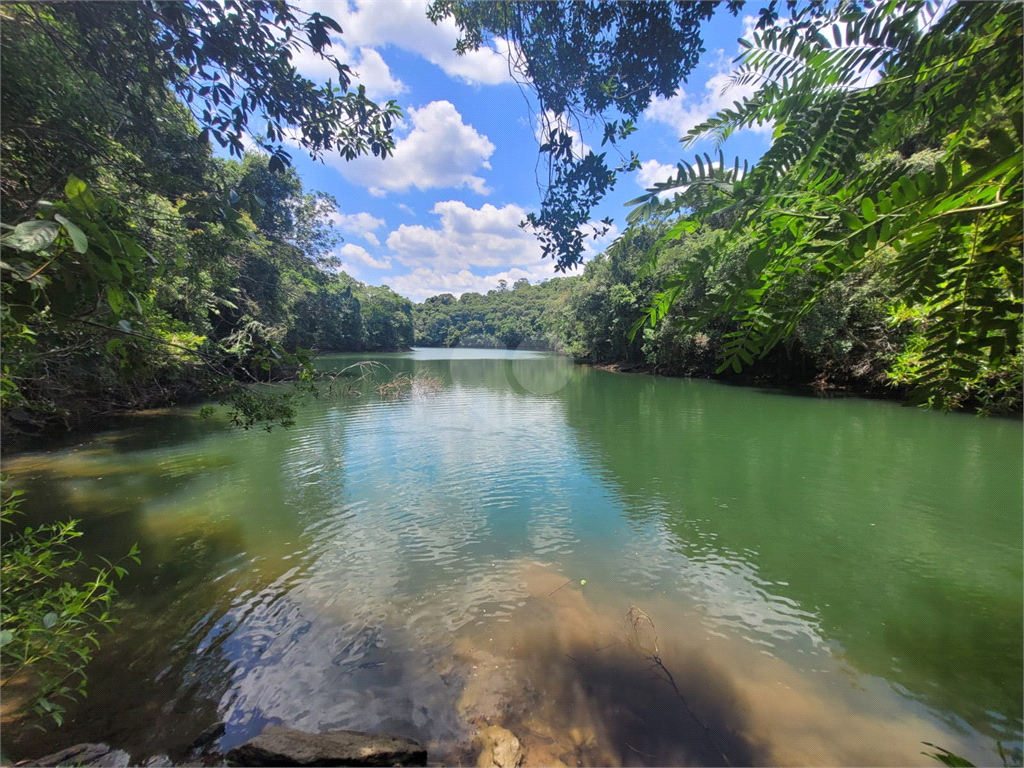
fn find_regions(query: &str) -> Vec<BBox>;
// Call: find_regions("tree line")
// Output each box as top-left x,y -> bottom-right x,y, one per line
0,2 -> 413,437
432,0 -> 1022,413
412,217 -> 941,400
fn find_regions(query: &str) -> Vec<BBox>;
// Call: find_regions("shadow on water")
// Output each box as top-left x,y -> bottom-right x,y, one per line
498,619 -> 766,767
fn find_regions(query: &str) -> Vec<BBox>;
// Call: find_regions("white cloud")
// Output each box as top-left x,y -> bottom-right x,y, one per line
331,101 -> 495,195
376,202 -> 611,300
384,264 -> 562,303
298,0 -> 516,87
643,18 -> 776,143
635,156 -> 744,201
339,243 -> 391,270
636,159 -> 678,189
289,39 -> 406,100
645,70 -> 770,141
386,200 -> 539,271
350,47 -> 406,98
655,12 -> 881,147
742,14 -> 759,41
328,211 -> 385,246
635,159 -> 684,201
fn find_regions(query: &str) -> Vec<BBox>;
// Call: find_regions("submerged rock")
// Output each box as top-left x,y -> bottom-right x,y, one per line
225,725 -> 427,767
183,721 -> 226,757
22,743 -> 131,768
142,756 -> 174,767
473,726 -> 523,768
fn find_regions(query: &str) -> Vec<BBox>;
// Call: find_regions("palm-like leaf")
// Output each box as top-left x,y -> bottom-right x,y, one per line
628,0 -> 1022,408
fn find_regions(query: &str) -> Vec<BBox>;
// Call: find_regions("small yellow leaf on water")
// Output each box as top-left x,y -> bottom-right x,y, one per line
580,579 -> 587,586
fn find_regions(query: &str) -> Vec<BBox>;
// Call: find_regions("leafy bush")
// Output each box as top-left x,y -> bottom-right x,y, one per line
0,480 -> 138,727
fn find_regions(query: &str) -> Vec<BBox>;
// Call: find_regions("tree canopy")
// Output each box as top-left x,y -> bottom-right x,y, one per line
0,1 -> 409,435
428,0 -> 741,270
627,0 -> 1022,409
432,0 -> 1022,411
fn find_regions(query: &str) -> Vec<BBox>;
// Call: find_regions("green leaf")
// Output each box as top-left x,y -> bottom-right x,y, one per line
65,175 -> 87,200
1,220 -> 60,253
664,219 -> 698,240
54,214 -> 88,254
43,612 -> 59,629
839,211 -> 861,231
107,286 -> 125,315
65,175 -> 96,212
0,630 -> 14,647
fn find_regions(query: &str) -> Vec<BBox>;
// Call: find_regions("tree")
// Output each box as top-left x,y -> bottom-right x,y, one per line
1,0 -> 401,222
629,0 -> 1022,410
428,0 -> 741,270
0,1 -> 411,432
433,0 -> 1021,410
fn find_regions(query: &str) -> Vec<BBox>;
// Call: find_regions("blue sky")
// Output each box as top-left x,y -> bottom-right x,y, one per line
274,1 -> 773,301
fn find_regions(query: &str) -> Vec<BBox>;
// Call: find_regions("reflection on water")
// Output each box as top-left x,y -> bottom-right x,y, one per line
3,348 -> 1020,766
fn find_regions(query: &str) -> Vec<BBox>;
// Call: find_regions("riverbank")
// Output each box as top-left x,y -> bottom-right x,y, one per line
587,359 -> 913,404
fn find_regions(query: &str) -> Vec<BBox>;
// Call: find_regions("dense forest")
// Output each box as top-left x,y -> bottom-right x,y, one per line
0,3 -> 416,437
413,223 -> 914,393
432,0 -> 1022,413
414,207 -> 1018,405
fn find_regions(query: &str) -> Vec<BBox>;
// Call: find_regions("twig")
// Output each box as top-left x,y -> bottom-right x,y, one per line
547,579 -> 572,597
624,743 -> 657,758
624,606 -> 732,767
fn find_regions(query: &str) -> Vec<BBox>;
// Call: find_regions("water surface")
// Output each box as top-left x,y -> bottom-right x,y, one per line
5,348 -> 1021,766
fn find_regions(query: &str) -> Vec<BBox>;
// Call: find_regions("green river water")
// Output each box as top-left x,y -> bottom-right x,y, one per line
4,348 -> 1021,766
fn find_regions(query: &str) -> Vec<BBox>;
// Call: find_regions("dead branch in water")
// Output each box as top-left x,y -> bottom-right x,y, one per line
548,579 -> 573,597
320,360 -> 390,396
375,372 -> 445,398
623,606 -> 732,767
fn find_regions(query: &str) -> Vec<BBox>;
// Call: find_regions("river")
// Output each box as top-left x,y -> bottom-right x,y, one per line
4,348 -> 1021,766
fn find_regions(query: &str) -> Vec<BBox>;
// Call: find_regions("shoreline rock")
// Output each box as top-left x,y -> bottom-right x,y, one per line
17,743 -> 131,768
472,726 -> 523,768
225,725 -> 427,767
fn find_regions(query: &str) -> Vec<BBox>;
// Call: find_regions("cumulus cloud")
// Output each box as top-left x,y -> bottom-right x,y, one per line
636,159 -> 679,189
645,69 -> 770,140
635,156 -> 744,202
329,101 -> 494,195
339,242 -> 391,270
644,19 -> 775,142
297,0 -> 515,87
289,40 -> 406,100
329,211 -> 385,246
384,264 -> 562,302
350,47 -> 407,98
635,158 -> 685,202
386,200 -> 539,271
375,203 -> 616,300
